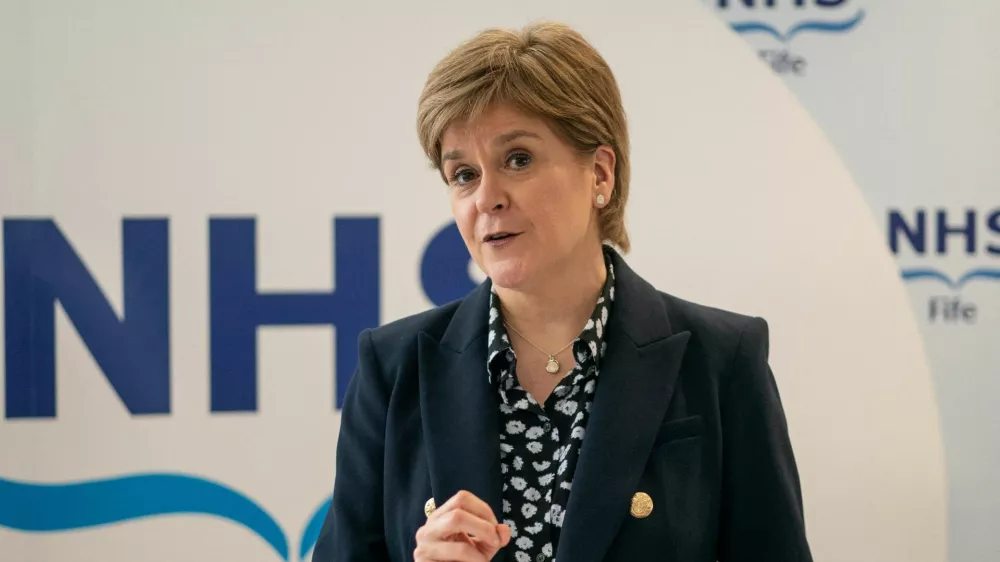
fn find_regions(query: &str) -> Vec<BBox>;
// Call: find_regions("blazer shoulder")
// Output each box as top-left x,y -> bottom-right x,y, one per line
364,298 -> 463,368
657,291 -> 769,361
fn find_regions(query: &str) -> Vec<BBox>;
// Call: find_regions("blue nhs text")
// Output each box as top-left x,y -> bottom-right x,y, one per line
715,0 -> 848,8
3,218 -> 473,419
888,208 -> 1000,256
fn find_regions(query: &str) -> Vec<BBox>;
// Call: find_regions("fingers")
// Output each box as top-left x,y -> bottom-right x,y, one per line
414,490 -> 503,562
419,505 -> 500,547
434,490 -> 499,526
413,537 -> 487,562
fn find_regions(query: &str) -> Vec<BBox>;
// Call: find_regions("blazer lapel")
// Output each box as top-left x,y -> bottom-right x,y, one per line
555,253 -> 691,562
417,282 -> 505,530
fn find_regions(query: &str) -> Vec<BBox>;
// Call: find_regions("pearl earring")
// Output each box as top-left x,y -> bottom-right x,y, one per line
596,194 -> 606,206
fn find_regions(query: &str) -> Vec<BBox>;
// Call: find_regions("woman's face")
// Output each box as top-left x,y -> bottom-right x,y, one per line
440,103 -> 614,290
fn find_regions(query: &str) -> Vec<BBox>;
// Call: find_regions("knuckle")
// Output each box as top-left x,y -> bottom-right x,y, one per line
443,509 -> 465,527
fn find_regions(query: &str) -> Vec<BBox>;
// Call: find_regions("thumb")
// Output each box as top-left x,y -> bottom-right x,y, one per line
477,523 -> 510,560
496,523 -> 511,547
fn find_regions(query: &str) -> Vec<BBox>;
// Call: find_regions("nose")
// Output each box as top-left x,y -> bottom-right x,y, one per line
474,171 -> 508,214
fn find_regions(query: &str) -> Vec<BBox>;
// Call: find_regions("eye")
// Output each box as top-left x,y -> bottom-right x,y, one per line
449,167 -> 477,187
506,152 -> 532,170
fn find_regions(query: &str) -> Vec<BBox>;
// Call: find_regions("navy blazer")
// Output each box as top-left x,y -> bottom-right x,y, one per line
312,251 -> 812,561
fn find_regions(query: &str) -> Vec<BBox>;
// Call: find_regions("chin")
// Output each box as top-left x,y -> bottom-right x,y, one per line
483,257 -> 533,290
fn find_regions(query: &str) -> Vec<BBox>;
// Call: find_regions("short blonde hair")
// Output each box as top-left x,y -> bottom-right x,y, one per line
416,21 -> 631,252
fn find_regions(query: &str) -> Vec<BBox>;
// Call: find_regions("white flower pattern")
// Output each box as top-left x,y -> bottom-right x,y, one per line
485,248 -> 615,562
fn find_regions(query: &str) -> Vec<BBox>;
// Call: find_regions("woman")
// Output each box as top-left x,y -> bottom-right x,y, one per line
313,21 -> 812,562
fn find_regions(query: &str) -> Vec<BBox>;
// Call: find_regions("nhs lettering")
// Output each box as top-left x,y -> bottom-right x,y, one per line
888,207 -> 1000,324
2,216 -> 400,419
889,208 -> 1000,257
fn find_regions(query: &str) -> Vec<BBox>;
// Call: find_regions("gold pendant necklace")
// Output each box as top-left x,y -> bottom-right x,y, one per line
503,321 -> 575,374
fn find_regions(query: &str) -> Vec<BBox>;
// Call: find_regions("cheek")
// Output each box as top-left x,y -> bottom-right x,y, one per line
450,196 -> 478,246
530,178 -> 592,235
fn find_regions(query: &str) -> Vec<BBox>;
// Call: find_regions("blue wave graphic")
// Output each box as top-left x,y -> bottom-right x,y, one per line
730,9 -> 865,43
787,10 -> 866,41
901,268 -> 956,288
0,473 -> 289,560
299,496 -> 332,560
959,268 -> 1000,286
730,21 -> 784,42
901,267 -> 1000,289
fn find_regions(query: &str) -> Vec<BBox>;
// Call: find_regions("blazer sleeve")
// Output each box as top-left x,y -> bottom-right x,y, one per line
717,317 -> 813,562
312,329 -> 392,562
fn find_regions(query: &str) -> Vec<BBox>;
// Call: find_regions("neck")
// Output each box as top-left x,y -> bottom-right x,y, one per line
496,243 -> 607,350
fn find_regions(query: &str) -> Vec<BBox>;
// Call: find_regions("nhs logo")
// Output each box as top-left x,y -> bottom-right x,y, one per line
889,208 -> 1000,324
0,214 -> 476,559
3,216 -> 474,419
711,0 -> 866,75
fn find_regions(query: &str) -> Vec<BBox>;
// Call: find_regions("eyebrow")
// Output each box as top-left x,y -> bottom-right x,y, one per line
441,129 -> 542,162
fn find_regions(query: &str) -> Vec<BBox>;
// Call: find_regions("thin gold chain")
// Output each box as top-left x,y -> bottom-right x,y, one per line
503,321 -> 575,361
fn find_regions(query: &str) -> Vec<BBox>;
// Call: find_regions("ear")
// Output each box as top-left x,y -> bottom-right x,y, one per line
593,145 -> 616,200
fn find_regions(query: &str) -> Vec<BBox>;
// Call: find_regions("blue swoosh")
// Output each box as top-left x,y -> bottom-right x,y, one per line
299,496 -> 332,560
901,268 -> 957,288
787,10 -> 866,41
957,268 -> 1000,287
730,9 -> 865,43
0,473 -> 289,560
729,21 -> 783,42
901,267 -> 1000,288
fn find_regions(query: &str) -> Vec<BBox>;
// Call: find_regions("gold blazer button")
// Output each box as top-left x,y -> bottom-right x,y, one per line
630,492 -> 653,519
424,497 -> 437,518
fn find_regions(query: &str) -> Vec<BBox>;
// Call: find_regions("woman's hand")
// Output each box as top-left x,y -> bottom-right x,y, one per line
414,490 -> 511,562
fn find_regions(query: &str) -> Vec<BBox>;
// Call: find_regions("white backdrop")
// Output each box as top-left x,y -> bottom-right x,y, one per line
1,1 -> 947,561
710,1 -> 1000,560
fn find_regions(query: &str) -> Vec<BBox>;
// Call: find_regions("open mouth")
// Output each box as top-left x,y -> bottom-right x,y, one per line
483,232 -> 520,243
